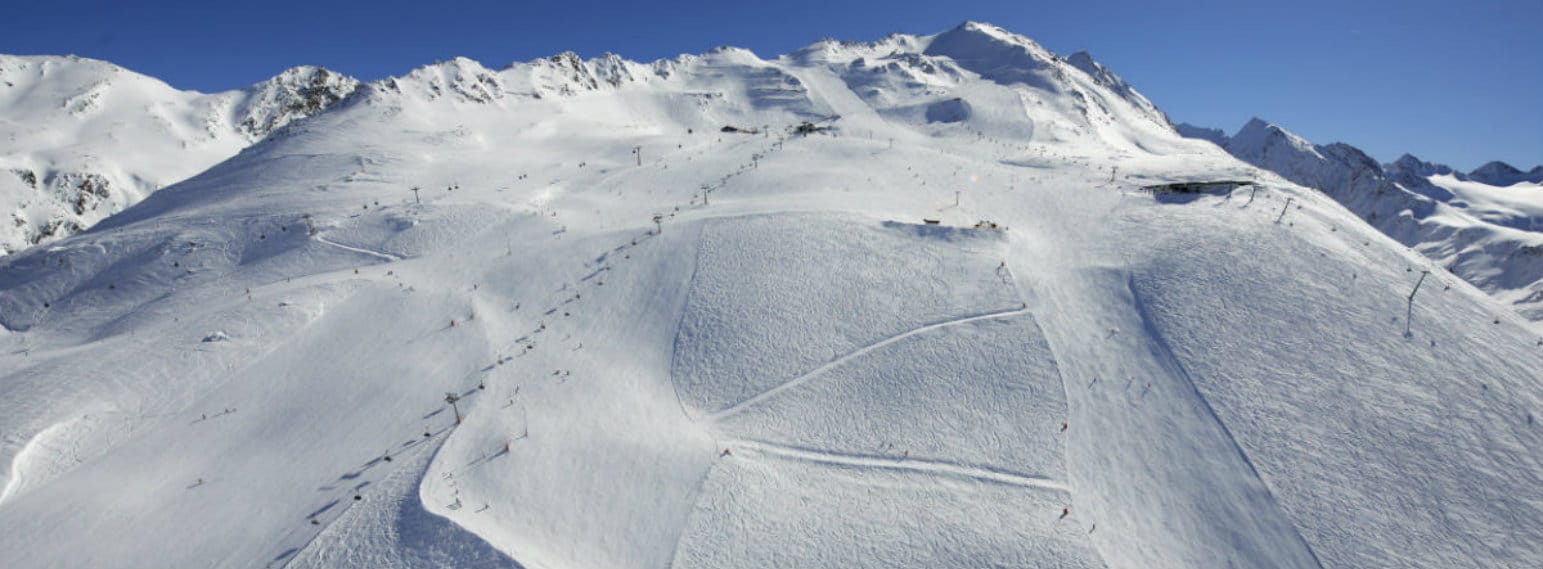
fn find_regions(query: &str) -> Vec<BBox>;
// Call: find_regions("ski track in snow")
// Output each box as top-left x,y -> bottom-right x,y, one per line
664,449 -> 720,569
727,438 -> 1068,492
1123,275 -> 1327,569
281,428 -> 525,569
270,421 -> 464,569
312,234 -> 403,263
705,306 -> 1031,421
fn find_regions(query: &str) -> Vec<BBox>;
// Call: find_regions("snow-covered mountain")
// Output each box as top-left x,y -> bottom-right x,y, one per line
0,55 -> 357,254
3,21 -> 1541,569
1179,118 -> 1543,323
1467,160 -> 1543,186
1382,155 -> 1543,187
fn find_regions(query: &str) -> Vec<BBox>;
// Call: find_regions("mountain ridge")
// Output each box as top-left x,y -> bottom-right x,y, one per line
1179,119 -> 1543,186
2,20 -> 1180,258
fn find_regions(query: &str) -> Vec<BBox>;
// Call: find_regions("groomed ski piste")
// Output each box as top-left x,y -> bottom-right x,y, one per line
2,22 -> 1541,569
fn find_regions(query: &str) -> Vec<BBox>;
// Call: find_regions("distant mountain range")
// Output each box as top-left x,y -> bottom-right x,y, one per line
1179,122 -> 1542,187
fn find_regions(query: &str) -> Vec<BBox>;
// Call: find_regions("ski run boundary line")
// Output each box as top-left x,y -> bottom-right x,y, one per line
707,306 -> 1030,421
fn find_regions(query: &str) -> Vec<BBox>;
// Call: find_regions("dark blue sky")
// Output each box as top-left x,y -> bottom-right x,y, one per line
9,0 -> 1540,171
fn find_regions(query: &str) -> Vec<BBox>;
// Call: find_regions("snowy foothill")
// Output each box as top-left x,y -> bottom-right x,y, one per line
1,21 -> 1541,569
0,55 -> 357,254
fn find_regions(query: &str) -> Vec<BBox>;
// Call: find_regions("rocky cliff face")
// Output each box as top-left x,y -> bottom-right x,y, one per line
235,66 -> 359,138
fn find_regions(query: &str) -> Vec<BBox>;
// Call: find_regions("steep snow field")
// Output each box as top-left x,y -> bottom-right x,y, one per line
0,55 -> 356,254
2,22 -> 1541,569
1426,174 -> 1543,232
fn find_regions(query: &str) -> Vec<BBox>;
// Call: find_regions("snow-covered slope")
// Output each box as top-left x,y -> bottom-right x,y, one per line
1183,118 -> 1543,324
3,22 -> 1541,569
0,55 -> 357,254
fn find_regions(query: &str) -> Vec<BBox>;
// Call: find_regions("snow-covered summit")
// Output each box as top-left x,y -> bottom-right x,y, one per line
1386,153 -> 1456,179
234,65 -> 359,137
1383,154 -> 1541,187
922,22 -> 1064,90
1469,160 -> 1543,186
1226,117 -> 1322,161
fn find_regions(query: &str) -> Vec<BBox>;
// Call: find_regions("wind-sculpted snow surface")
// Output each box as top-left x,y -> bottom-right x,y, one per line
670,214 -> 1021,414
660,214 -> 1089,568
1124,205 -> 1543,569
672,453 -> 1099,569
713,313 -> 1065,475
1073,179 -> 1543,568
